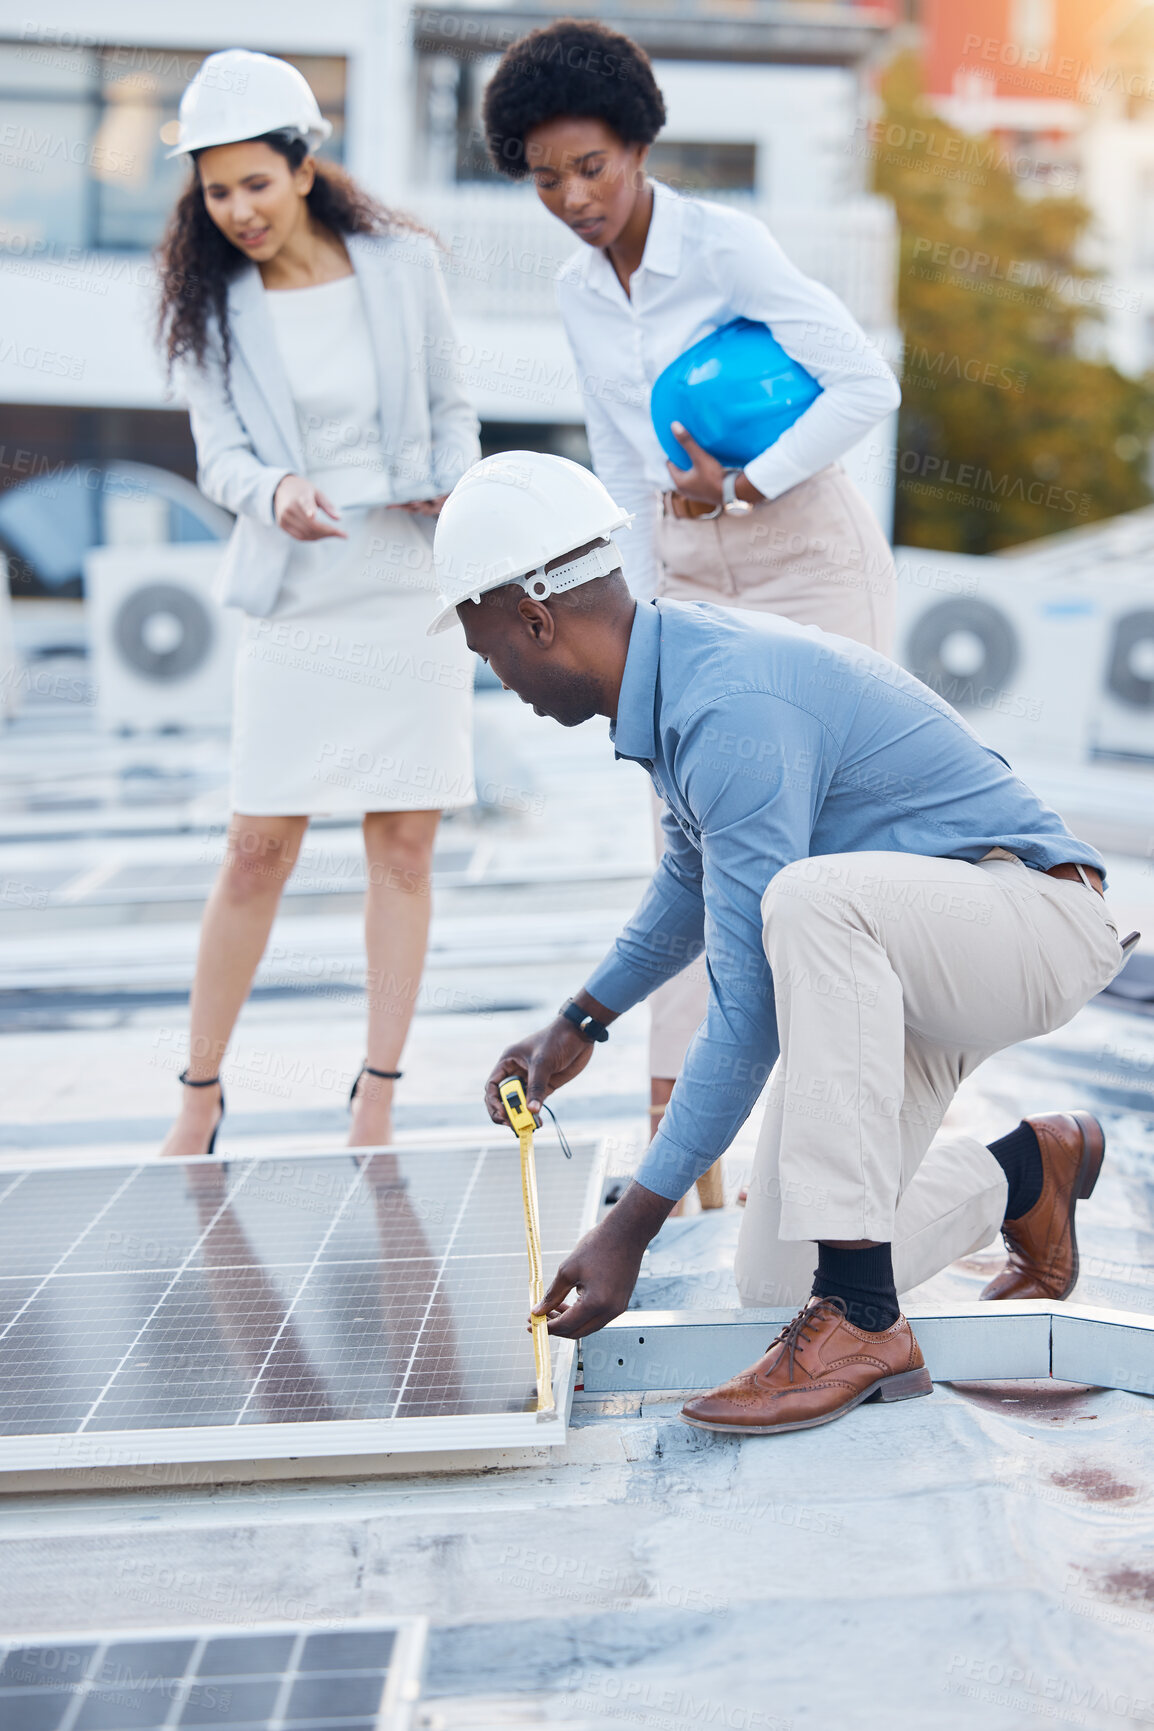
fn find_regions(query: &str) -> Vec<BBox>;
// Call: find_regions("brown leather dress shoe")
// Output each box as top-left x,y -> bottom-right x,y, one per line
680,1297 -> 932,1435
981,1111 -> 1104,1302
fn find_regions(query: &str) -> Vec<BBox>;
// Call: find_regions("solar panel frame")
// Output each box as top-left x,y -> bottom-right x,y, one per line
0,1139 -> 605,1473
0,1617 -> 428,1731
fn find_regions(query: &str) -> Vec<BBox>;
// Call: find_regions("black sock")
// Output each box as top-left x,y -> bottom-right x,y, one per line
988,1121 -> 1043,1221
811,1242 -> 899,1333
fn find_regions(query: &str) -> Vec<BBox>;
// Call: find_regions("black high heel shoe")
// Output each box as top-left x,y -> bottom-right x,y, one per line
348,1063 -> 401,1168
179,1068 -> 226,1156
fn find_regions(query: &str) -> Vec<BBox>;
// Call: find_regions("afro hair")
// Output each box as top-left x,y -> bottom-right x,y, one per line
482,19 -> 666,180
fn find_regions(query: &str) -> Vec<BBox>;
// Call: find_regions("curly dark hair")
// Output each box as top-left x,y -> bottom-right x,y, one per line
482,19 -> 666,180
155,132 -> 424,377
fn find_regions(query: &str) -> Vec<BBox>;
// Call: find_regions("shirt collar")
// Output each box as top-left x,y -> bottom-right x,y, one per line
641,180 -> 684,276
610,601 -> 660,762
572,179 -> 685,301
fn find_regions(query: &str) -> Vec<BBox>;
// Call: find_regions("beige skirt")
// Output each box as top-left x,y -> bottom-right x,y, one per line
655,462 -> 895,655
231,508 -> 474,817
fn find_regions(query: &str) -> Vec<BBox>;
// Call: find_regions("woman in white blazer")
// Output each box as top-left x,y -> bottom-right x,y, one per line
155,51 -> 479,1156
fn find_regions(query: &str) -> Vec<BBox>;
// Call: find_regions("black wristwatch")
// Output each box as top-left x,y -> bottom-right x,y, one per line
560,999 -> 610,1043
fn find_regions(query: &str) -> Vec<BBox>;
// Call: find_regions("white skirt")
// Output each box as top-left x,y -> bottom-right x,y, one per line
231,508 -> 474,816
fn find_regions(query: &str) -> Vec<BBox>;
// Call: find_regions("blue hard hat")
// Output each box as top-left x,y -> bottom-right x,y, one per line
651,317 -> 823,469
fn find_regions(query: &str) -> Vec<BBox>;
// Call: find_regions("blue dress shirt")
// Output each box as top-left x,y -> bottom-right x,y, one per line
584,600 -> 1105,1201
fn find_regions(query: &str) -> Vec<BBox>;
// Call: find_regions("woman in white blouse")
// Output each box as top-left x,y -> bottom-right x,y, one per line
483,22 -> 903,1202
155,52 -> 479,1156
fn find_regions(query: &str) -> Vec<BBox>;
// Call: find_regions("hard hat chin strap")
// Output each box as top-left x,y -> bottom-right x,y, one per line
519,538 -> 621,602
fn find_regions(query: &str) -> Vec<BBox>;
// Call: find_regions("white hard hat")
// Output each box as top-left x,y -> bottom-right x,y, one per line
167,49 -> 333,159
428,452 -> 632,636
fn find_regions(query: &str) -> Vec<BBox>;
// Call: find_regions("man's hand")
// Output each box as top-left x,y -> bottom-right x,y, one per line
665,422 -> 765,507
533,1181 -> 676,1338
485,1017 -> 594,1124
274,475 -> 348,541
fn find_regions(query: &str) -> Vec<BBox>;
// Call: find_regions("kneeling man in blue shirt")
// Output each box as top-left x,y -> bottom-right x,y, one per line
430,454 -> 1128,1437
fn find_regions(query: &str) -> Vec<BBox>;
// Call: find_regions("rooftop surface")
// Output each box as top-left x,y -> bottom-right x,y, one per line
2,621 -> 1153,1727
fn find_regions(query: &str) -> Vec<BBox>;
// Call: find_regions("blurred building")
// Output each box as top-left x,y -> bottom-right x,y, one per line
918,0 -> 1154,378
0,0 -> 903,601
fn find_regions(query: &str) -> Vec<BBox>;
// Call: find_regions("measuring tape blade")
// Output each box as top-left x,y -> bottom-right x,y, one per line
499,1076 -> 556,1415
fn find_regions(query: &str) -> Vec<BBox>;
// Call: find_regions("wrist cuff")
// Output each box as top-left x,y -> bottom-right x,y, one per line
561,1000 -> 609,1043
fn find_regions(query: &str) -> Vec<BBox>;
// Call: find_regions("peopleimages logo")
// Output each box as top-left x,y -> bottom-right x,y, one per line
17,27 -> 250,92
945,1653 -> 1154,1722
0,337 -> 85,380
906,345 -> 1026,394
909,238 -> 1140,312
961,30 -> 1154,100
852,117 -> 1075,187
872,443 -> 1090,517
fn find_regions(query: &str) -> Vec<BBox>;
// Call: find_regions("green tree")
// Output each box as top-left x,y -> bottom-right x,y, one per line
872,51 -> 1154,552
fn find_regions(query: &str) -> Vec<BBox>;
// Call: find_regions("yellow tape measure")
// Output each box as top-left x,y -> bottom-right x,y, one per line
499,1076 -> 555,1415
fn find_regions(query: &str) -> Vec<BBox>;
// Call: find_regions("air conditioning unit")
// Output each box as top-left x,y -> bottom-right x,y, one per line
894,549 -> 1109,766
1091,584 -> 1154,762
85,544 -> 240,733
0,553 -> 20,721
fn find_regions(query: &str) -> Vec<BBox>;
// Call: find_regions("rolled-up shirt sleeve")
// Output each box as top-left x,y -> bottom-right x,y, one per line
633,693 -> 834,1200
709,213 -> 902,504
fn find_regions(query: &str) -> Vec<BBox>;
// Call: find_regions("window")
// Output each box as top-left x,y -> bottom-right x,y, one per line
0,404 -> 212,596
436,49 -> 757,196
0,42 -> 346,253
646,140 -> 757,195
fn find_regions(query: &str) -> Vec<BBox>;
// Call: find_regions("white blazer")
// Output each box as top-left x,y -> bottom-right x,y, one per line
177,230 -> 480,617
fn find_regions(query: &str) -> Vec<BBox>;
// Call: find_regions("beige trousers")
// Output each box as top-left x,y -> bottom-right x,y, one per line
650,463 -> 896,1079
733,851 -> 1124,1305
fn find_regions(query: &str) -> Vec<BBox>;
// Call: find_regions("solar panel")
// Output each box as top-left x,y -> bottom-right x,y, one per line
0,1140 -> 603,1472
0,1618 -> 427,1731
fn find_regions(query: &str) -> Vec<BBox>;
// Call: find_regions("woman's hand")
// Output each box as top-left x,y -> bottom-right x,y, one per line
485,1017 -> 596,1124
665,423 -> 765,508
388,494 -> 449,518
274,475 -> 347,541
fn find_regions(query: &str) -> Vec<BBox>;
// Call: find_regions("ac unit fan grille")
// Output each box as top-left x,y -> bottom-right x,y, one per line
905,597 -> 1019,711
1106,609 -> 1154,711
112,582 -> 214,683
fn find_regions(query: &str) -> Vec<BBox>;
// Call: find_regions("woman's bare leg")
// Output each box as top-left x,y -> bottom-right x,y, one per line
349,808 -> 442,1149
159,813 -> 309,1157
